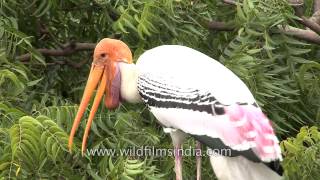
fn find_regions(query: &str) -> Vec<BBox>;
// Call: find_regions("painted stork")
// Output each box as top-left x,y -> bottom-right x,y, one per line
68,38 -> 283,180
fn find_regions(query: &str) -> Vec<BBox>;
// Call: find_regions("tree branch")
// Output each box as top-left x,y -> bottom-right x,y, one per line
289,0 -> 304,17
223,0 -> 236,5
17,42 -> 96,62
310,10 -> 320,25
288,0 -> 320,35
207,20 -> 320,45
42,58 -> 89,68
288,0 -> 320,39
277,25 -> 320,44
298,16 -> 320,34
314,0 -> 320,13
207,21 -> 235,31
218,0 -> 320,43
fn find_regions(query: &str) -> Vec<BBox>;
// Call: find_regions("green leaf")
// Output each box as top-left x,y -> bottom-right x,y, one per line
247,48 -> 262,54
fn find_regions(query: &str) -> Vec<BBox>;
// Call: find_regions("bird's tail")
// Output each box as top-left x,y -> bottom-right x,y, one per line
209,154 -> 283,180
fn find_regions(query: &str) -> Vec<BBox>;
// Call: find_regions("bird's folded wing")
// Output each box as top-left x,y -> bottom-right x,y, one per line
137,74 -> 282,163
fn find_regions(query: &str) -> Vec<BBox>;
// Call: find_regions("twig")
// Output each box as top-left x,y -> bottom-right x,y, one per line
223,0 -> 236,5
65,58 -> 89,68
277,25 -> 320,44
287,0 -> 304,6
17,42 -> 96,62
50,59 -> 88,68
289,0 -> 304,17
314,0 -> 320,13
207,21 -> 235,31
298,16 -> 320,34
310,10 -> 320,25
289,0 -> 320,35
218,0 -> 320,41
207,20 -> 320,45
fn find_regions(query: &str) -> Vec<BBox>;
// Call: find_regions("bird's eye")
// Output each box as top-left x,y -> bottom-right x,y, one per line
100,53 -> 106,58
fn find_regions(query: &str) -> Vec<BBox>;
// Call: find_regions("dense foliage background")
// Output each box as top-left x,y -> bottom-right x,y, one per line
0,0 -> 319,179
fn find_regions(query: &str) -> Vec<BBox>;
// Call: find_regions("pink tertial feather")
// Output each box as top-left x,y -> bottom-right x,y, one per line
225,104 -> 282,162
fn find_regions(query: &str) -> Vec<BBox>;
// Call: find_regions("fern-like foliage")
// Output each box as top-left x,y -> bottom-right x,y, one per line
0,115 -> 77,178
281,126 -> 320,180
0,0 -> 319,179
0,17 -> 44,63
219,0 -> 319,136
0,105 -> 181,179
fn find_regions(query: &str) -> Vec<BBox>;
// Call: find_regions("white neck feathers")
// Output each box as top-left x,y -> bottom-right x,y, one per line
118,62 -> 142,103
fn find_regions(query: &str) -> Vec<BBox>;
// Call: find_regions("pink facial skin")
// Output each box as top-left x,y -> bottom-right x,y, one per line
106,63 -> 121,109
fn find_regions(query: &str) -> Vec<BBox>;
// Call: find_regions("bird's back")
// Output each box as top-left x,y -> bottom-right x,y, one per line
136,45 -> 255,105
136,45 -> 283,178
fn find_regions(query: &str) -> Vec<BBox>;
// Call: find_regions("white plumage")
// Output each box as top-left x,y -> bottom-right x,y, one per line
136,45 -> 256,105
209,154 -> 282,180
130,45 -> 282,180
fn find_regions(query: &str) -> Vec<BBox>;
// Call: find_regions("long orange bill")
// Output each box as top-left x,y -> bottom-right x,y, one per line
68,65 -> 105,153
81,69 -> 107,154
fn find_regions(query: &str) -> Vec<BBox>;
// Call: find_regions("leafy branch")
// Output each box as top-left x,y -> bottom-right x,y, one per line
208,0 -> 320,45
17,42 -> 96,62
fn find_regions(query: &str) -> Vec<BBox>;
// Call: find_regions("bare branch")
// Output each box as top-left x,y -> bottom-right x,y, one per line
298,16 -> 320,34
277,25 -> 320,44
289,3 -> 320,35
223,0 -> 304,7
26,58 -> 88,68
287,0 -> 304,6
17,42 -> 96,62
207,21 -> 235,31
223,0 -> 236,5
215,0 -> 320,44
286,0 -> 320,35
314,0 -> 320,13
310,10 -> 320,25
206,20 -> 320,45
289,0 -> 304,17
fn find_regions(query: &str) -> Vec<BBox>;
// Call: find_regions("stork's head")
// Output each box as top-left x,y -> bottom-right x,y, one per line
68,38 -> 132,154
